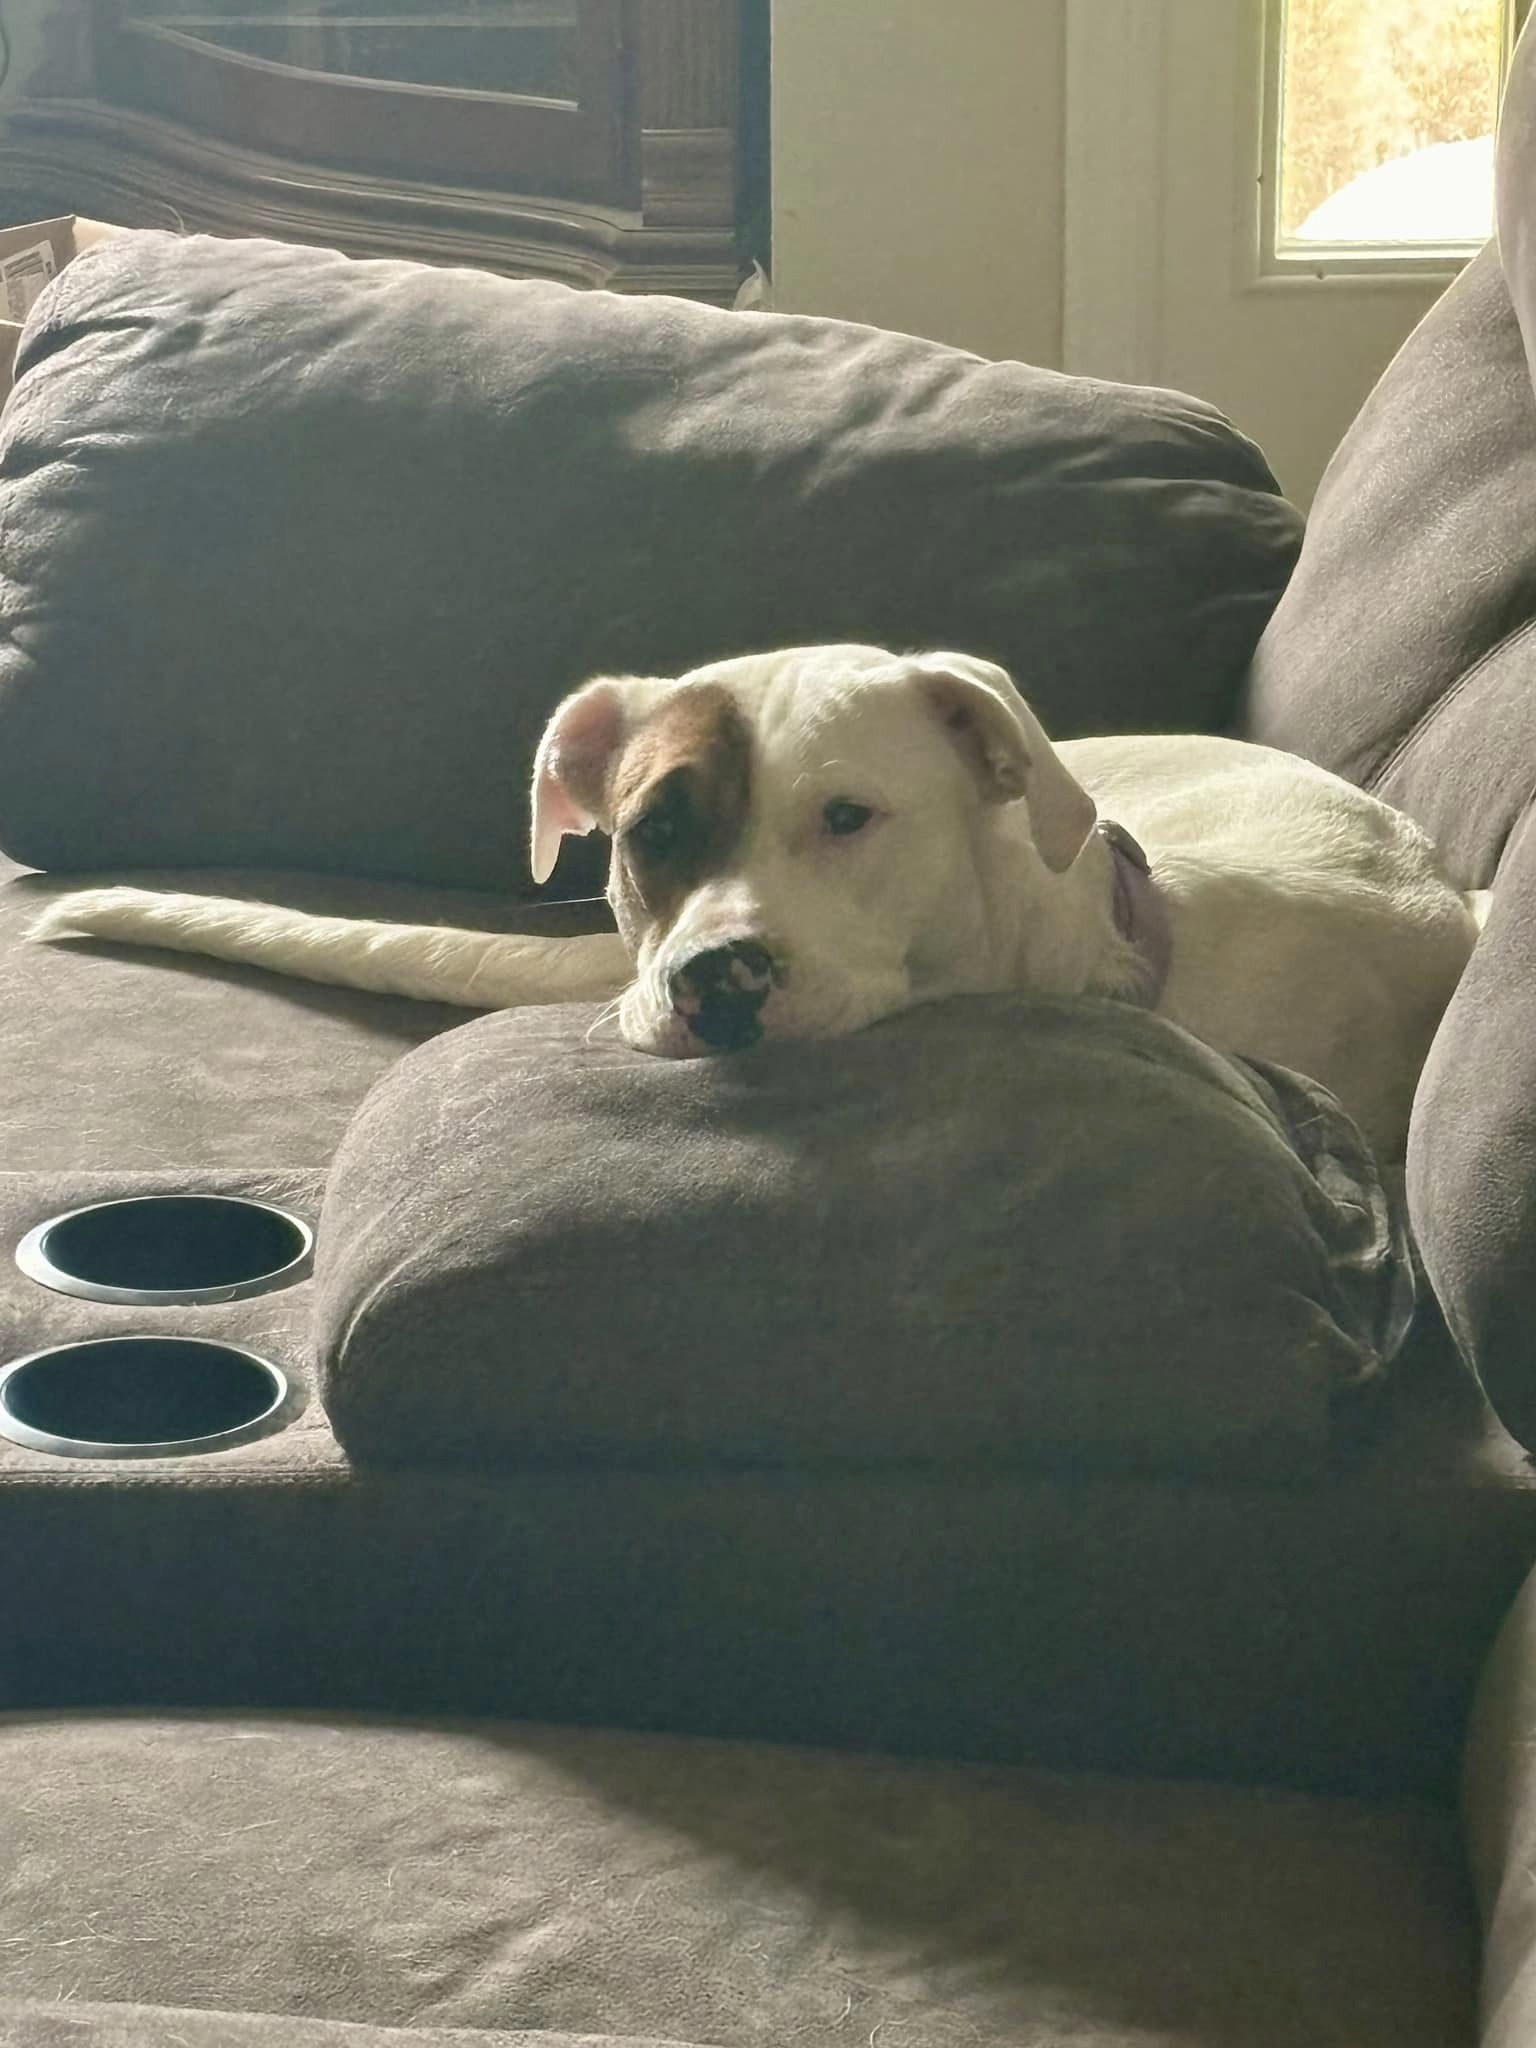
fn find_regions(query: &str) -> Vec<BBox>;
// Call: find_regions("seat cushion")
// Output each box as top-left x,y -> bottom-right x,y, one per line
0,857 -> 606,1173
0,1712 -> 1477,2047
0,2011 -> 678,2048
313,995 -> 1411,1481
0,230 -> 1301,892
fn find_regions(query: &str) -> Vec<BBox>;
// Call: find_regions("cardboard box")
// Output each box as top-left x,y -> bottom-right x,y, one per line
0,217 -> 125,404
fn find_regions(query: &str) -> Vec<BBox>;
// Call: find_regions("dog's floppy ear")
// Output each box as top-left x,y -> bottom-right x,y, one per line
530,676 -> 668,885
912,653 -> 1097,873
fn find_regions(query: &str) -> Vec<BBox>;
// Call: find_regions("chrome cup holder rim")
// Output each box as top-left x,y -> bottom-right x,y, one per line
15,1193 -> 315,1307
0,1335 -> 304,1460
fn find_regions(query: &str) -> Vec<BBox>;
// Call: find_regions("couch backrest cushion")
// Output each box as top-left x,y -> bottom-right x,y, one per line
1239,241 -> 1536,893
0,231 -> 1301,891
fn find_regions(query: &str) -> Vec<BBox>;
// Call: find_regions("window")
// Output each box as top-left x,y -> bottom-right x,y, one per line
1268,0 -> 1527,268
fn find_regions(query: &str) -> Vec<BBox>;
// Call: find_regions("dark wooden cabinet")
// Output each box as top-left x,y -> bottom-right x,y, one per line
0,0 -> 753,300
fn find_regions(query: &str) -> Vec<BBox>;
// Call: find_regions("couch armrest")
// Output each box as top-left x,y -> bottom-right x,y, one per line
1407,822 -> 1536,1455
1464,1565 -> 1536,2046
310,994 -> 1410,1479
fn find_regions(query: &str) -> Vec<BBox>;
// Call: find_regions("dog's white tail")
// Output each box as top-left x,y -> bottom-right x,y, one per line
29,888 -> 630,1009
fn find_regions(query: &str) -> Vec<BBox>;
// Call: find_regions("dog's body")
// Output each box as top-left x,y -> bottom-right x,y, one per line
33,645 -> 1482,1157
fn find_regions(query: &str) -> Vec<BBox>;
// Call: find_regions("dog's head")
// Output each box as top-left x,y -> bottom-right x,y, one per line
531,644 -> 1098,1056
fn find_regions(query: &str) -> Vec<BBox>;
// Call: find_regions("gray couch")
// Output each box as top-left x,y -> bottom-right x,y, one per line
6,32 -> 1536,2048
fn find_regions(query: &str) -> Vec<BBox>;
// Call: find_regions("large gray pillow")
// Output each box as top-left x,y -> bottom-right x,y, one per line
312,996 -> 1411,1478
1240,242 -> 1535,891
0,231 -> 1301,893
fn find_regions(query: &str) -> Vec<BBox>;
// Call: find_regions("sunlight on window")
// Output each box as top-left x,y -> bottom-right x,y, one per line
1279,0 -> 1505,246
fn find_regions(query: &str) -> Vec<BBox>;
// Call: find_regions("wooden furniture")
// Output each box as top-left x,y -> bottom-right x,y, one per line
0,0 -> 749,300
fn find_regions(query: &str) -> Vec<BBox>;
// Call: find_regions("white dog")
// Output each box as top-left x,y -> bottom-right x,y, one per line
32,644 -> 1482,1157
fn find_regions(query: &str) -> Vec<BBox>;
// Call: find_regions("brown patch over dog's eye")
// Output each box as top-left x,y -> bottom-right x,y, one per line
609,684 -> 752,930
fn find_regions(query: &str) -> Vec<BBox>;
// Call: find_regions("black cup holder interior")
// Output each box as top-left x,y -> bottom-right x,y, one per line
0,1337 -> 299,1459
16,1194 -> 313,1305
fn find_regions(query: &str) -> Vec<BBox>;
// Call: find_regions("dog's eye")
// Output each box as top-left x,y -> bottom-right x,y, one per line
628,808 -> 679,860
822,800 -> 875,838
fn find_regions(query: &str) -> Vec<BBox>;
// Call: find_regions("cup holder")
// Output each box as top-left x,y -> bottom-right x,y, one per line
0,1337 -> 301,1459
16,1194 -> 313,1306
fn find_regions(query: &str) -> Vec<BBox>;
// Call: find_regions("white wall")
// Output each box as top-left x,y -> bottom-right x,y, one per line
770,0 -> 1066,369
768,0 -> 1476,507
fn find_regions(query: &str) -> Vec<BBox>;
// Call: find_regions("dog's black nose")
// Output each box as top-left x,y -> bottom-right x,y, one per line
669,940 -> 781,1051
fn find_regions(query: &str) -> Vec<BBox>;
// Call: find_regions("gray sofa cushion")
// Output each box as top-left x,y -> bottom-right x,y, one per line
1407,838 -> 1536,1455
1238,25 -> 1536,1457
0,231 -> 1301,892
1464,1565 -> 1536,2048
0,1169 -> 1525,1798
1239,241 -> 1534,892
0,1713 -> 1476,2046
313,996 -> 1411,1479
0,854 -> 607,1173
0,2008 -> 682,2048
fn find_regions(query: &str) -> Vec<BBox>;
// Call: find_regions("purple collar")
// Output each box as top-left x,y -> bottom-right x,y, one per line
1098,819 -> 1172,1008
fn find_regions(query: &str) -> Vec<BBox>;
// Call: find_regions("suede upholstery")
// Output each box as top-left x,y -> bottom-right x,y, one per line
0,2017 -> 682,2048
1239,244 -> 1536,888
1237,25 -> 1536,1458
0,1714 -> 1476,2047
2,1152 -> 1531,1801
1465,1570 -> 1536,2047
315,997 -> 1409,1479
0,857 -> 605,1172
0,232 -> 1300,891
3,47 -> 1536,2038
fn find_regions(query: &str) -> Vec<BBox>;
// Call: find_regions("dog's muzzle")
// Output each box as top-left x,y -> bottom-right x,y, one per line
669,939 -> 783,1051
